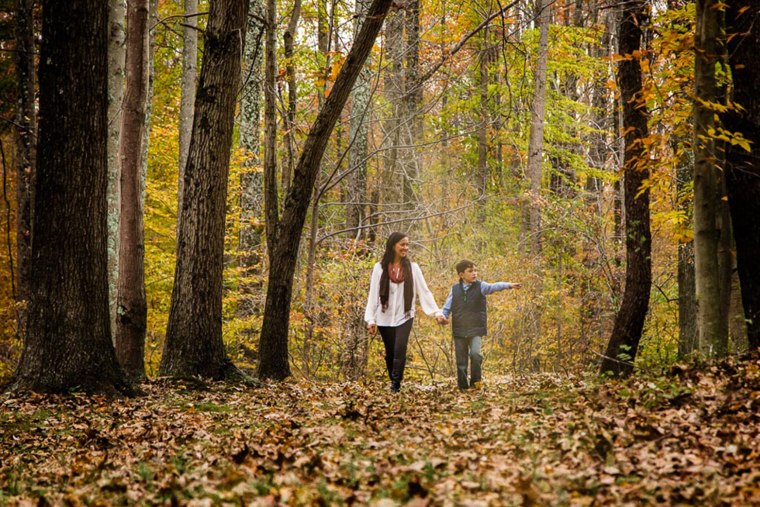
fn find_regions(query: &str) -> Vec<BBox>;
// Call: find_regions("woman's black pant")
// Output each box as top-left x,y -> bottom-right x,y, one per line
378,318 -> 414,390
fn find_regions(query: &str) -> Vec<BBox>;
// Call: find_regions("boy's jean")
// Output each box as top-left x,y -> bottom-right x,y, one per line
454,335 -> 483,390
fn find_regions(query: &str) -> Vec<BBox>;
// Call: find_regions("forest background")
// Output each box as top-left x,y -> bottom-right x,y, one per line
0,0 -> 756,386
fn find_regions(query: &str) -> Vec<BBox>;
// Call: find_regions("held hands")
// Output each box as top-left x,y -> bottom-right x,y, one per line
436,314 -> 449,325
367,323 -> 377,335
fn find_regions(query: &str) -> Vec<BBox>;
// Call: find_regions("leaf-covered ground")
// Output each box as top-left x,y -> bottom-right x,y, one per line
1,356 -> 759,506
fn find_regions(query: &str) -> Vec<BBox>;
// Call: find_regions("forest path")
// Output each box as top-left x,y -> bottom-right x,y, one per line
1,357 -> 758,505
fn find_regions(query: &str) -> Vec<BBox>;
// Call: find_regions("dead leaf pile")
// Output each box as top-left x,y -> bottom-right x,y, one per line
1,355 -> 759,505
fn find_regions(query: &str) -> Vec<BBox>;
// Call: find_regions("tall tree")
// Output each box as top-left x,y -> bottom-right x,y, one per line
178,0 -> 198,215
525,0 -> 550,258
281,0 -> 302,193
400,0 -> 421,210
115,0 -> 150,380
9,0 -> 131,394
340,0 -> 375,379
693,0 -> 726,357
107,0 -> 127,337
301,7 -> 334,376
262,0 -> 278,256
724,0 -> 760,351
14,0 -> 36,340
346,0 -> 373,236
159,0 -> 249,379
238,0 -> 266,319
257,0 -> 395,380
523,0 -> 550,357
381,2 -> 405,212
599,0 -> 651,377
477,21 -> 493,211
677,149 -> 697,358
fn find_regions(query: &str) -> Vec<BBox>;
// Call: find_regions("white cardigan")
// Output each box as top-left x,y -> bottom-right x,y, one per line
364,262 -> 443,327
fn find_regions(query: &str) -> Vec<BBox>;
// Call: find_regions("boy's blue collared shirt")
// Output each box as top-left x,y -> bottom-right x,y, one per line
441,281 -> 513,318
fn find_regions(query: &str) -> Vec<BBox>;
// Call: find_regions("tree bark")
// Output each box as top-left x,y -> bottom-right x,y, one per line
526,0 -> 550,258
257,0 -> 394,380
677,150 -> 697,358
263,0 -> 279,254
523,0 -> 550,350
302,177 -> 321,377
160,0 -> 249,379
238,0 -> 266,319
282,0 -> 302,194
381,3 -> 404,211
115,0 -> 149,381
346,0 -> 373,237
107,0 -> 127,339
317,0 -> 329,56
9,0 -> 131,395
717,179 -> 733,352
599,0 -> 651,377
693,0 -> 726,357
477,23 -> 491,210
178,0 -> 198,217
729,270 -> 748,350
14,0 -> 37,341
724,0 -> 760,351
400,0 -> 421,210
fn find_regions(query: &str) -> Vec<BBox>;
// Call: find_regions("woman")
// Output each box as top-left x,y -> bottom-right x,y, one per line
365,232 -> 445,392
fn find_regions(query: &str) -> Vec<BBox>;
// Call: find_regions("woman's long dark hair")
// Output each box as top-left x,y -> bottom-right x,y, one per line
379,232 -> 414,313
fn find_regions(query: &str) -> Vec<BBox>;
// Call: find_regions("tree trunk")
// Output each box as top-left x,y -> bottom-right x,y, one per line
400,0 -> 421,210
724,0 -> 760,351
14,0 -> 37,341
340,0 -> 374,376
282,0 -> 302,194
257,0 -> 394,380
599,0 -> 651,377
317,0 -> 329,56
9,0 -> 131,395
115,0 -> 149,381
346,0 -> 373,237
693,0 -> 726,357
238,0 -> 266,319
717,180 -> 733,352
107,0 -> 127,339
160,0 -> 249,379
263,0 -> 279,254
301,177 -> 321,377
729,270 -> 748,351
677,150 -> 697,358
524,0 -> 550,349
381,3 -> 404,212
526,0 -> 549,258
178,0 -> 198,216
477,23 -> 491,209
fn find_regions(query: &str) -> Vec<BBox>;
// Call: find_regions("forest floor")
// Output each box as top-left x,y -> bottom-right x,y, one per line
1,355 -> 759,506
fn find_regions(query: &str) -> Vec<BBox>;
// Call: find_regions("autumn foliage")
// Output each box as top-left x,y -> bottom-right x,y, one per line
2,354 -> 759,504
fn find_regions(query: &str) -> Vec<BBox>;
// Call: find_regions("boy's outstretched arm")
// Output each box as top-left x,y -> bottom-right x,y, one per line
480,281 -> 522,295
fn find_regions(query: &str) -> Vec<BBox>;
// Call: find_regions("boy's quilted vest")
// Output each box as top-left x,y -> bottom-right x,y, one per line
451,280 -> 487,337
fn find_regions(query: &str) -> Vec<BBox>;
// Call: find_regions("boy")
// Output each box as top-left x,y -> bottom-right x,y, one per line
441,260 -> 521,390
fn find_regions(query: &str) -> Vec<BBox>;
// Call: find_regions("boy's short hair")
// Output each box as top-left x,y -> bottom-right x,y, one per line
455,259 -> 475,274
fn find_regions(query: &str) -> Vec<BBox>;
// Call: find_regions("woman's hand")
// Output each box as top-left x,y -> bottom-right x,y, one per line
367,323 -> 377,335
